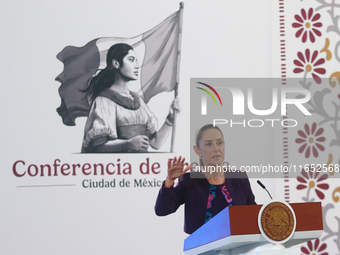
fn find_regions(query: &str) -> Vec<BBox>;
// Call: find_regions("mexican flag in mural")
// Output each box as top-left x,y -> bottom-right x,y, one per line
55,6 -> 183,126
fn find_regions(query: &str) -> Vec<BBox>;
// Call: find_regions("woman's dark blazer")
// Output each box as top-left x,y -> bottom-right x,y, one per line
155,172 -> 256,234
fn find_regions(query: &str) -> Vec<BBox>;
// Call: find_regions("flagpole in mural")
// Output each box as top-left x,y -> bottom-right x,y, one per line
171,2 -> 184,153
55,3 -> 184,153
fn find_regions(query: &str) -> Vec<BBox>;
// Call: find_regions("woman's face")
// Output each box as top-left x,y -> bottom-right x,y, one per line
194,128 -> 225,166
118,50 -> 140,80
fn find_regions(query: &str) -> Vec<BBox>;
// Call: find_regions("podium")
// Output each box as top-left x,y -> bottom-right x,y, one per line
183,202 -> 323,255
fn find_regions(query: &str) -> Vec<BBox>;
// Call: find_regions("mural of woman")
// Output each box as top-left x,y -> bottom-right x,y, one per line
81,43 -> 180,153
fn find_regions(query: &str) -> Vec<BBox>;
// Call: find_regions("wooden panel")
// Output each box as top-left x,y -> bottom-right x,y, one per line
290,202 -> 323,231
230,205 -> 262,235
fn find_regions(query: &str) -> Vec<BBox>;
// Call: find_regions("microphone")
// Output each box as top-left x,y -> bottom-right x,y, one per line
257,180 -> 273,200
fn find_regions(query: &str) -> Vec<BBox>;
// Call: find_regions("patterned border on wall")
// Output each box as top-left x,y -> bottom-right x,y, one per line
284,0 -> 340,254
279,0 -> 291,203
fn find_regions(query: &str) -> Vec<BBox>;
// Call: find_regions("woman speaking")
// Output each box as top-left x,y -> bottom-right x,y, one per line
155,124 -> 256,234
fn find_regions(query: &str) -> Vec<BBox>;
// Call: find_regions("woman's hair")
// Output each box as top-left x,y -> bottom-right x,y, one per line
85,43 -> 133,100
195,124 -> 223,148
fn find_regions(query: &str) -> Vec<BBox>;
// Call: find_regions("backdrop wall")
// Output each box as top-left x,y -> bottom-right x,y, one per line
1,0 -> 338,254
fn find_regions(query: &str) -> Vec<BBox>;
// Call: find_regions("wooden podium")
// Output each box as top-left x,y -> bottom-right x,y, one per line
183,202 -> 323,255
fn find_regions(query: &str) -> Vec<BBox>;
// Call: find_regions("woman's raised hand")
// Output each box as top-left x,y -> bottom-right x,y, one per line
165,156 -> 191,187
